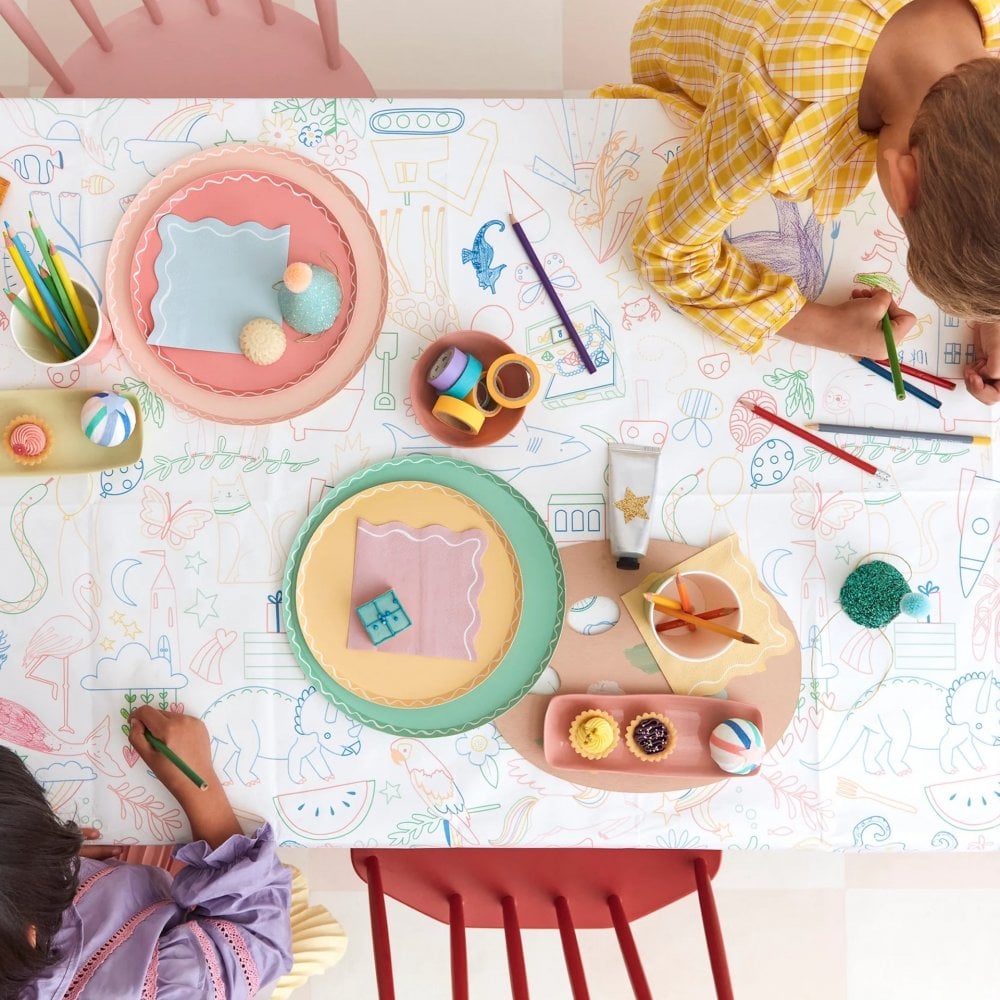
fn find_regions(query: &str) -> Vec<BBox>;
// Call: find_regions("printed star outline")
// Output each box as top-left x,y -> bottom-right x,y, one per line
185,589 -> 219,628
835,542 -> 857,564
614,487 -> 651,524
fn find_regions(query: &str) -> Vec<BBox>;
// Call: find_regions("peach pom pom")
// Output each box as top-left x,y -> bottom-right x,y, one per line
283,262 -> 313,294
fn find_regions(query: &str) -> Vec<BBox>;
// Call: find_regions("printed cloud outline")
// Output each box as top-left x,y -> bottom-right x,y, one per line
34,761 -> 98,783
82,642 -> 189,692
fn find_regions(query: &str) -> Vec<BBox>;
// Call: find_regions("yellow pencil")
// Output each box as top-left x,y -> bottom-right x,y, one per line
644,592 -> 759,645
4,233 -> 55,333
48,242 -> 93,342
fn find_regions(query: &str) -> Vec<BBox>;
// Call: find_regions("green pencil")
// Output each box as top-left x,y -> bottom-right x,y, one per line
143,730 -> 209,791
30,210 -> 84,343
5,288 -> 74,360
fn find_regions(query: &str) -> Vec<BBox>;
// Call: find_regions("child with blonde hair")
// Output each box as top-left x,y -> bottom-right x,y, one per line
599,0 -> 1000,403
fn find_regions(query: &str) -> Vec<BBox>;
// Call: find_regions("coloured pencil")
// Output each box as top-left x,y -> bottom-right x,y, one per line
806,422 -> 990,446
509,214 -> 596,374
143,730 -> 209,791
656,605 -> 738,633
874,359 -> 956,390
4,289 -> 74,360
49,242 -> 93,342
739,399 -> 888,481
674,572 -> 697,632
644,592 -> 759,644
4,232 -> 55,333
857,357 -> 942,410
879,314 -> 906,400
31,210 -> 84,343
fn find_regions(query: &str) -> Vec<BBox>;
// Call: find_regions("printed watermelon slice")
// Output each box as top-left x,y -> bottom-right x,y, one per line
925,774 -> 1000,832
274,780 -> 375,841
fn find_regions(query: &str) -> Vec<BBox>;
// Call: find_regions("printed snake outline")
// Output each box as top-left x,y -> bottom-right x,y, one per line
1,479 -> 51,615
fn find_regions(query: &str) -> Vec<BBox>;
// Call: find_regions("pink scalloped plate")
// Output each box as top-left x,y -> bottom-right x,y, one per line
106,145 -> 387,424
130,169 -> 357,397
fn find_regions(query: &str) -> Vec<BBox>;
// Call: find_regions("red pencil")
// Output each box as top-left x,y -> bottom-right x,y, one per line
656,606 -> 738,633
875,359 -> 956,390
740,401 -> 888,481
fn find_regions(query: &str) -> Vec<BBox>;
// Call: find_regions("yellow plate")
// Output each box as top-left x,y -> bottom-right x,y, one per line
0,389 -> 143,477
296,481 -> 522,708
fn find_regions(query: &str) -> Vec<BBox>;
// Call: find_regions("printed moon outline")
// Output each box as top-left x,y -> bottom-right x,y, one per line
761,547 -> 792,597
109,557 -> 142,608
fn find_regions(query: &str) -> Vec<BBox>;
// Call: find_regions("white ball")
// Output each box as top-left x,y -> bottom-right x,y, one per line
709,718 -> 764,775
80,392 -> 136,448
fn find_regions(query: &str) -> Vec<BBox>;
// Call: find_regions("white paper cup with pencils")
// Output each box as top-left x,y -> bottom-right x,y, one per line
9,277 -> 111,369
647,572 -> 743,662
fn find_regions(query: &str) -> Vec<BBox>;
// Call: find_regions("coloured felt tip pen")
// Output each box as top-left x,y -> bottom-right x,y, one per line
608,442 -> 662,570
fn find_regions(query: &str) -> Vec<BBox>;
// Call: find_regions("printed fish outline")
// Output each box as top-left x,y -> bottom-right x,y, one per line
461,219 -> 506,294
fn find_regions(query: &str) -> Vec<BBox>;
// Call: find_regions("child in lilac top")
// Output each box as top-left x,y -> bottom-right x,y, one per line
1,708 -> 293,999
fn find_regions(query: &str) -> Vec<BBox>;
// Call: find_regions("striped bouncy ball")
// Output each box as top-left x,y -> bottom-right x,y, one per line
709,718 -> 764,775
80,391 -> 136,448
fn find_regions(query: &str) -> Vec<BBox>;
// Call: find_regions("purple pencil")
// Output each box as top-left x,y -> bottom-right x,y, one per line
509,214 -> 596,374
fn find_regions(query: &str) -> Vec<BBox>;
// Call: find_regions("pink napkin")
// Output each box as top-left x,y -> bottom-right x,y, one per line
347,519 -> 487,659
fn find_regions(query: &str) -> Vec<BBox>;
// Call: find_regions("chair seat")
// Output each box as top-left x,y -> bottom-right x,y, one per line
48,2 -> 374,98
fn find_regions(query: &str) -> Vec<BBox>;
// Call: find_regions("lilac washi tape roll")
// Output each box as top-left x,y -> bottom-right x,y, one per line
427,346 -> 469,392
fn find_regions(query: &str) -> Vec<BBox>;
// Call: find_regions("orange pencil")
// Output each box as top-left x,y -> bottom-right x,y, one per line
674,573 -> 697,633
644,592 -> 759,645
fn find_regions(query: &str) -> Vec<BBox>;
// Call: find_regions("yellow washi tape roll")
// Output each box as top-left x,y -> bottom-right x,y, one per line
431,393 -> 486,434
486,353 -> 540,408
465,373 -> 502,418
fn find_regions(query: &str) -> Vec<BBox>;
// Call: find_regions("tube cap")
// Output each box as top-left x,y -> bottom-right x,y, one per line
617,556 -> 640,570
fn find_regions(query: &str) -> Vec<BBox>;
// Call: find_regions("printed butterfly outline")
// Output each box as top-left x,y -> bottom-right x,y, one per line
514,252 -> 580,310
790,475 -> 863,540
139,485 -> 212,549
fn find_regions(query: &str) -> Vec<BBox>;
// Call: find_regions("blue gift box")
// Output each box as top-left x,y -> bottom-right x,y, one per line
356,589 -> 412,646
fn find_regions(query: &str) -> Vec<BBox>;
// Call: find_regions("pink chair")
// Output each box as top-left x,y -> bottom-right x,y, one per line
352,847 -> 735,1000
0,0 -> 374,97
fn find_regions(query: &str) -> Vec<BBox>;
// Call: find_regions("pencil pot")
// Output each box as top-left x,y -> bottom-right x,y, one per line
648,571 -> 742,662
10,279 -> 111,370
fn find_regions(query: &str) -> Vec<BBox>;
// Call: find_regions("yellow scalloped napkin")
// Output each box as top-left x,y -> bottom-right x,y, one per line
621,534 -> 795,695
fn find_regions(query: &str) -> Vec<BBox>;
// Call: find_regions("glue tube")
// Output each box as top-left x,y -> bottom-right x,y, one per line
609,442 -> 661,570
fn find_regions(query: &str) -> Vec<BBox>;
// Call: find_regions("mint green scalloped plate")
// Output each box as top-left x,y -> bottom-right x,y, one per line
284,455 -> 564,737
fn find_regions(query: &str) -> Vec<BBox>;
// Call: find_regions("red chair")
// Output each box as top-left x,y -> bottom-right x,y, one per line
352,848 -> 734,1000
0,0 -> 374,97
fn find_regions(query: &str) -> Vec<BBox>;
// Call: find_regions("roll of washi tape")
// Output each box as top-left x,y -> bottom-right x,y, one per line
426,346 -> 469,392
441,351 -> 483,400
486,354 -> 540,408
465,373 -> 502,418
432,393 -> 486,435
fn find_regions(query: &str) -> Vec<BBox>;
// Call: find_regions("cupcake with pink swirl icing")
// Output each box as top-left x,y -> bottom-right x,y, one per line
4,415 -> 52,467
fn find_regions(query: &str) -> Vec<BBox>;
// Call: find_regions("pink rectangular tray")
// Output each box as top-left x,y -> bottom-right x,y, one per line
543,693 -> 763,777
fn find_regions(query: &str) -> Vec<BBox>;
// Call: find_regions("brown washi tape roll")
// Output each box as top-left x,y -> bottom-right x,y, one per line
431,393 -> 485,434
465,373 -> 502,417
485,353 -> 540,408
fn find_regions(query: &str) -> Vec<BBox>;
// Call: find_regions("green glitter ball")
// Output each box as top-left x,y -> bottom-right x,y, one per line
839,560 -> 910,628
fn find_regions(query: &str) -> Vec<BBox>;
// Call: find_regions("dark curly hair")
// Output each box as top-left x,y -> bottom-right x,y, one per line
0,745 -> 82,1000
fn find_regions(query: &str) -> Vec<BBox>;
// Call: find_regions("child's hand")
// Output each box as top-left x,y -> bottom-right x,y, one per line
833,287 -> 917,358
965,321 -> 1000,405
78,825 -> 123,861
128,707 -> 217,806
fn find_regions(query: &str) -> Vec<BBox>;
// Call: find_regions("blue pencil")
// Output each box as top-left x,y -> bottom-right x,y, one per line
3,222 -> 85,354
857,357 -> 942,410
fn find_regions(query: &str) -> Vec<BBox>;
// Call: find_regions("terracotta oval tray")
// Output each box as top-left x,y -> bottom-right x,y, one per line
544,693 -> 763,777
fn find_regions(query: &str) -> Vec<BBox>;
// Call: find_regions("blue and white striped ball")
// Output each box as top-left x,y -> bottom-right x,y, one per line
709,718 -> 764,775
80,392 -> 136,448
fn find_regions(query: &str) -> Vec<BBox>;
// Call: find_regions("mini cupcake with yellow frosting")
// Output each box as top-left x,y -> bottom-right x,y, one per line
568,709 -> 620,761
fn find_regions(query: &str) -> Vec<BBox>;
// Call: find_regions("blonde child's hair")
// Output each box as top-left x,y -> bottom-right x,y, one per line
903,58 -> 1000,321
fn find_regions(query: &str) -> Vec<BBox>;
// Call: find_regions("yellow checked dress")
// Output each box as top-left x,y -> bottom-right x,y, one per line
597,0 -> 1000,352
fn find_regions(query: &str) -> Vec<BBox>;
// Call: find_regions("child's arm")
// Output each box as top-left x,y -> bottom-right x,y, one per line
634,72 -> 915,356
128,708 -> 293,996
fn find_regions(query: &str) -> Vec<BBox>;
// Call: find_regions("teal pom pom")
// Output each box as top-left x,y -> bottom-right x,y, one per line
839,560 -> 910,627
899,591 -> 931,619
277,263 -> 342,335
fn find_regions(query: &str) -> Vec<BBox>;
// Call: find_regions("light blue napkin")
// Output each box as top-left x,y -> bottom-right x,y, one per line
148,214 -> 290,354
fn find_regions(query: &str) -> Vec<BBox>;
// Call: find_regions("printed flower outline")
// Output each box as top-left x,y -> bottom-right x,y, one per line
258,113 -> 296,149
655,828 -> 702,850
298,122 -> 325,147
456,727 -> 502,788
317,132 -> 359,168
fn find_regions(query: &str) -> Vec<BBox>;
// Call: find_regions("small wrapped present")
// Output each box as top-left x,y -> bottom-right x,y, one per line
356,589 -> 412,647
266,590 -> 284,633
